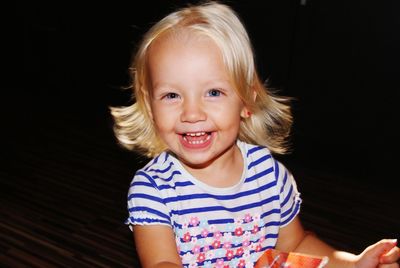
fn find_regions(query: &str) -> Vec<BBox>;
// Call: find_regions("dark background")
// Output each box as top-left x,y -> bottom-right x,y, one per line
10,0 -> 400,180
2,1 -> 399,267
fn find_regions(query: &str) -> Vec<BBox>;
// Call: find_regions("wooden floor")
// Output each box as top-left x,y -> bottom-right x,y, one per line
1,99 -> 398,267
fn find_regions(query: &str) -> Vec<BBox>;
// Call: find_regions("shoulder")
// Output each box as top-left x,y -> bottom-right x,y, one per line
238,140 -> 293,184
237,140 -> 272,157
132,152 -> 184,189
141,152 -> 177,173
238,140 -> 274,168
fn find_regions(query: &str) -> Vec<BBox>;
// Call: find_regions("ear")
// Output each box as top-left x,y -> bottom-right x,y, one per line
240,90 -> 257,118
240,106 -> 252,118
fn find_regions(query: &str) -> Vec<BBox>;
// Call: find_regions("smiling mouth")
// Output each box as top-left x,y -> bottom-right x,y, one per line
182,132 -> 212,145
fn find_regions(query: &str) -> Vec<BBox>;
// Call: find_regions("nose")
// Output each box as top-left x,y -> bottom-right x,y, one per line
180,99 -> 206,123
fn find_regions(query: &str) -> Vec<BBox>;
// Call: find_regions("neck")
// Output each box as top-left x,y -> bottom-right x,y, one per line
182,144 -> 244,188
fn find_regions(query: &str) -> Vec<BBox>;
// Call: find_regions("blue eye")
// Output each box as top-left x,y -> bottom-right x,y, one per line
165,92 -> 179,99
208,89 -> 221,97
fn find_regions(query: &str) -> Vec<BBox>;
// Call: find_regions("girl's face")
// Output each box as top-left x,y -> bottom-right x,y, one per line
147,32 -> 249,169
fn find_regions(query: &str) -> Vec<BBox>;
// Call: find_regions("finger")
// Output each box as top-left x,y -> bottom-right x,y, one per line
380,246 -> 400,264
364,239 -> 397,260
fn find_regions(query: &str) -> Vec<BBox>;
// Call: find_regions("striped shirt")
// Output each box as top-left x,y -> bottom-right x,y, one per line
126,140 -> 302,267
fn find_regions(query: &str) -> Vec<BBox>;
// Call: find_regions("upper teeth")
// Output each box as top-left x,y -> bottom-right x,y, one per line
187,132 -> 206,136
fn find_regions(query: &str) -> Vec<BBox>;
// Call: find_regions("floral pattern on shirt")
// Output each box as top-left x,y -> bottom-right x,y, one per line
174,213 -> 268,267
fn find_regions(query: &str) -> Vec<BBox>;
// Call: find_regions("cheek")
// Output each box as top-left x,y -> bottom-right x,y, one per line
153,115 -> 174,134
212,108 -> 242,127
153,117 -> 166,130
149,103 -> 162,124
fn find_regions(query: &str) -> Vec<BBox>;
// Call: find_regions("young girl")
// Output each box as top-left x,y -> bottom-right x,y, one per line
110,2 -> 399,267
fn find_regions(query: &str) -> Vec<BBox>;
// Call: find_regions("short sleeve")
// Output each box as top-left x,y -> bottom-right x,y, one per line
125,170 -> 172,229
274,160 -> 302,227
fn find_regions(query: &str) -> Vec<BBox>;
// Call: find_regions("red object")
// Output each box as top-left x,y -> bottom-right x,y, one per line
255,249 -> 329,268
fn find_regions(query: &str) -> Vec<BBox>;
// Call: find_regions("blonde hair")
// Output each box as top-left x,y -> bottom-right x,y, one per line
110,1 -> 293,157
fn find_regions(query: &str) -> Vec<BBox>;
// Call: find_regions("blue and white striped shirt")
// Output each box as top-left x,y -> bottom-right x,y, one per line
126,140 -> 302,267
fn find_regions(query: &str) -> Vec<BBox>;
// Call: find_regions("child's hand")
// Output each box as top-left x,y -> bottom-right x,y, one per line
355,239 -> 399,268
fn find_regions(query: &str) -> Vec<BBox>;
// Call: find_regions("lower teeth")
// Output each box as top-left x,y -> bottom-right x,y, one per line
184,134 -> 211,144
